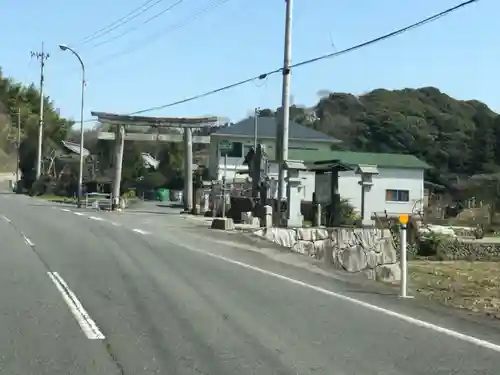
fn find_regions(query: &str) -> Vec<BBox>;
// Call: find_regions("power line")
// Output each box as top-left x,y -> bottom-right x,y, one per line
131,71 -> 278,115
92,0 -> 233,68
78,0 -> 167,46
292,0 -> 478,69
115,0 -> 478,117
91,0 -> 184,49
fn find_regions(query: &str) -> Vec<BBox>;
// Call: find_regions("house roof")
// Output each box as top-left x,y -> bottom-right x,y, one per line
286,149 -> 430,170
212,116 -> 337,142
61,141 -> 90,157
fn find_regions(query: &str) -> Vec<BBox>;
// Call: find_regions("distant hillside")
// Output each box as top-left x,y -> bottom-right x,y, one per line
259,87 -> 500,186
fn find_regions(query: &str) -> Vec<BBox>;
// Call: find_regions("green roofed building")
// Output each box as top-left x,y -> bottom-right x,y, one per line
209,116 -> 429,219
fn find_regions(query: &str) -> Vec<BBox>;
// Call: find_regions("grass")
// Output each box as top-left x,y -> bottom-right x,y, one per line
409,260 -> 500,318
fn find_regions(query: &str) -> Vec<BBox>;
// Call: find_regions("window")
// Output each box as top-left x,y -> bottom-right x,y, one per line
220,142 -> 243,158
243,145 -> 253,158
386,189 -> 409,202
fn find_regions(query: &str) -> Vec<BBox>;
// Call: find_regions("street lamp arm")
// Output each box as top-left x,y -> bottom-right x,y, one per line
59,45 -> 85,78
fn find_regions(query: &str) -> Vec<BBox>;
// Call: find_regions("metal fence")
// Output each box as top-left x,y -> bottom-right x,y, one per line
84,192 -> 112,211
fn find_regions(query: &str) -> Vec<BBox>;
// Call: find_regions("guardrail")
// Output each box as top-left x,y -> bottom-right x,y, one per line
84,193 -> 112,211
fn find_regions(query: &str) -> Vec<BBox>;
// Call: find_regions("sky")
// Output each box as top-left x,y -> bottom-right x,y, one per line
0,0 -> 497,128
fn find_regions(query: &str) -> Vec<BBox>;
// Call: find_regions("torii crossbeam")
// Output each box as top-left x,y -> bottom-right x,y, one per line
91,111 -> 219,211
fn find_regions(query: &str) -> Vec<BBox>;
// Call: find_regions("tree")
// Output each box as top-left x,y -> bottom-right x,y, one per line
458,173 -> 500,225
256,87 -> 500,187
1,67 -> 73,189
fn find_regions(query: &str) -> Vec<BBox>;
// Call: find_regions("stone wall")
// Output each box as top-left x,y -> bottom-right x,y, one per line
430,238 -> 500,260
253,227 -> 400,282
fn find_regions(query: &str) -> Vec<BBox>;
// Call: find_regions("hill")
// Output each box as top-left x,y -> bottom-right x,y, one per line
260,87 -> 500,186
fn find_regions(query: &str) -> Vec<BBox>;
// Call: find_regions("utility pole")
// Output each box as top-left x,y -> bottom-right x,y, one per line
16,108 -> 21,183
276,0 -> 293,226
31,42 -> 49,180
253,107 -> 260,149
183,127 -> 193,212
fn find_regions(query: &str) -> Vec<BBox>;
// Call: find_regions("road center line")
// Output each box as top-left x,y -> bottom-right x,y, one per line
74,212 -> 85,216
60,208 -> 71,212
47,272 -> 105,340
2,215 -> 11,223
171,239 -> 500,353
132,228 -> 149,235
22,233 -> 34,247
89,216 -> 104,221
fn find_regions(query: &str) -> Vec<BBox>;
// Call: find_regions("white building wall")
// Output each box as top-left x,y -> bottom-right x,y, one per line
209,136 -> 331,183
208,137 -> 424,217
337,168 -> 424,218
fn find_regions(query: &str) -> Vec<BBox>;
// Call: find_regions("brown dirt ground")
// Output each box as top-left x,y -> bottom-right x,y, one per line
409,260 -> 500,319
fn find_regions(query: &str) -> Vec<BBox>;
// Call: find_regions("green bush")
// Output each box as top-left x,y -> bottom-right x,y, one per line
122,189 -> 136,199
30,175 -> 53,196
339,199 -> 361,226
416,232 -> 450,258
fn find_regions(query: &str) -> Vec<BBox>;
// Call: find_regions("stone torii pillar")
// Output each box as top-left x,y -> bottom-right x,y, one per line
91,112 -> 218,211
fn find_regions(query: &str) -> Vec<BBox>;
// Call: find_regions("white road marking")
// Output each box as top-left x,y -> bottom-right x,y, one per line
89,216 -> 104,221
47,272 -> 105,340
2,215 -> 11,223
22,234 -> 34,247
110,222 -> 121,227
132,228 -> 149,235
74,212 -> 85,216
60,208 -> 71,212
173,241 -> 500,353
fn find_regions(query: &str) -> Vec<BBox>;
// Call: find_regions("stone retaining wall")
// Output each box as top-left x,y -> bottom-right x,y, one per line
253,227 -> 400,282
433,239 -> 500,260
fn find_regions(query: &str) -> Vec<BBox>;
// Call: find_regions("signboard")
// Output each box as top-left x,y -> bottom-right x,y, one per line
219,140 -> 233,156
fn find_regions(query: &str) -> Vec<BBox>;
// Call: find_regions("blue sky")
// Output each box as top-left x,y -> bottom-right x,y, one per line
0,0 -> 496,127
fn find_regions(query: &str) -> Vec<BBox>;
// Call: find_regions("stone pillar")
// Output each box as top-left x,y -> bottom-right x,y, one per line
112,125 -> 124,210
286,176 -> 304,227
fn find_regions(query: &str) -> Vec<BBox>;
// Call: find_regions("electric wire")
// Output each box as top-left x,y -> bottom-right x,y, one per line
91,0 -> 233,68
118,0 -> 478,117
78,0 -> 168,45
91,0 -> 185,49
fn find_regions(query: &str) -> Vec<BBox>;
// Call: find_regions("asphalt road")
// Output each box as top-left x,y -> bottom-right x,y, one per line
1,194 -> 500,374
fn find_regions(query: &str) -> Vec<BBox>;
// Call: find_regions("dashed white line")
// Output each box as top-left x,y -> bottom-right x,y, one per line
89,216 -> 104,221
2,215 -> 11,223
47,272 -> 105,340
132,229 -> 149,235
74,212 -> 85,216
171,239 -> 500,354
60,208 -> 71,212
110,222 -> 121,227
22,234 -> 34,247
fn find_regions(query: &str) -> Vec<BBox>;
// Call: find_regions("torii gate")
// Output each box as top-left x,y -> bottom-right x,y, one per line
90,111 -> 219,211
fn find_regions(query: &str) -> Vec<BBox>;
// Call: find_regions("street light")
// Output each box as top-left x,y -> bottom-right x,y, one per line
59,44 -> 86,208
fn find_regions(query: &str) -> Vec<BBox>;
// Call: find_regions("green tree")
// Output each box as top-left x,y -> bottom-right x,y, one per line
1,68 -> 73,189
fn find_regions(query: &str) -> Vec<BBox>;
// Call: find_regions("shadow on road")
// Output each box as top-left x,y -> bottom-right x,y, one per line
124,210 -> 180,216
157,203 -> 183,209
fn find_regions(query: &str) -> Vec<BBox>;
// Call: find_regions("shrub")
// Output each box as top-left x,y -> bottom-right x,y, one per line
339,199 -> 361,226
30,175 -> 53,196
417,232 -> 450,258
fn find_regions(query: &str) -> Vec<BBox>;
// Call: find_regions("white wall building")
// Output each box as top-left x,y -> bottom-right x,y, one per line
209,116 -> 429,220
304,150 -> 429,220
208,116 -> 339,183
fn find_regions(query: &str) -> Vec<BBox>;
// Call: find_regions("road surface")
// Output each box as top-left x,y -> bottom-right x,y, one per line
0,194 -> 500,374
